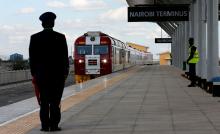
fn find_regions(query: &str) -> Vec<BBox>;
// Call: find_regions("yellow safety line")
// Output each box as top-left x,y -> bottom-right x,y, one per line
0,67 -> 138,134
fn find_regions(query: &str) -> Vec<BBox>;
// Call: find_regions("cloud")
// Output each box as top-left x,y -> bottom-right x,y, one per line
18,7 -> 35,14
99,6 -> 127,22
0,25 -> 14,33
69,0 -> 107,10
0,24 -> 38,58
47,1 -> 66,8
114,0 -> 127,5
8,35 -> 26,44
121,23 -> 158,38
57,18 -> 106,31
0,25 -> 36,44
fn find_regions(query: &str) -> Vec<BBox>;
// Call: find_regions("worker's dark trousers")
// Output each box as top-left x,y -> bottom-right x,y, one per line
189,63 -> 196,85
37,81 -> 64,129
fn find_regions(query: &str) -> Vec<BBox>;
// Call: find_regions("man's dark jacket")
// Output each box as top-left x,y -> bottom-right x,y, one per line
29,29 -> 69,85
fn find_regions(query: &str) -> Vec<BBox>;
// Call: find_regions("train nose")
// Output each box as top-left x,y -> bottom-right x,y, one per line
85,55 -> 100,74
102,59 -> 107,63
88,59 -> 97,65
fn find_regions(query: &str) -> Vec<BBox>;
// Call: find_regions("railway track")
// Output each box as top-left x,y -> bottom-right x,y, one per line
0,73 -> 75,107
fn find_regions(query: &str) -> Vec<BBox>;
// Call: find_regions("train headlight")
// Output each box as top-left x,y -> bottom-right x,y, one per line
79,59 -> 84,63
102,59 -> 107,63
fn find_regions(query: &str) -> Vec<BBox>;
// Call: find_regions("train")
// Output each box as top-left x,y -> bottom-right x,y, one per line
74,31 -> 153,83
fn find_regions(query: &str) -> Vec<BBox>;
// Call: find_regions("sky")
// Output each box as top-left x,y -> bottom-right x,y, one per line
0,0 -> 171,60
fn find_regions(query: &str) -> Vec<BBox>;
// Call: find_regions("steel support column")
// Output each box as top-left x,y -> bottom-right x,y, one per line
207,0 -> 219,81
184,21 -> 189,71
193,0 -> 199,47
180,22 -> 186,70
178,24 -> 182,68
175,29 -> 178,67
177,25 -> 181,68
173,30 -> 177,67
198,0 -> 207,79
192,0 -> 200,76
189,4 -> 194,38
171,34 -> 174,66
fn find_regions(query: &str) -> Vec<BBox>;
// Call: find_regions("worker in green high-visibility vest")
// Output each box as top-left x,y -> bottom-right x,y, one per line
186,38 -> 200,87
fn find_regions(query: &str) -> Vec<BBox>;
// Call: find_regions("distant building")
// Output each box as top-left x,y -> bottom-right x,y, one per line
126,42 -> 149,53
159,51 -> 171,65
10,53 -> 23,61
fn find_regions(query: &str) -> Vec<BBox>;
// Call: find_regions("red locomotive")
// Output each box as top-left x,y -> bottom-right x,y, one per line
74,31 -> 152,83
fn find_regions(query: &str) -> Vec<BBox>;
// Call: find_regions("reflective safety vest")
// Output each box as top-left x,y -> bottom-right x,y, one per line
188,46 -> 199,64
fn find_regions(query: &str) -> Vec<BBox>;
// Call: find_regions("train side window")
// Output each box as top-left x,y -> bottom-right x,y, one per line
115,47 -> 117,64
116,48 -> 119,64
112,46 -> 114,64
121,50 -> 125,58
94,45 -> 108,55
112,46 -> 114,55
124,50 -> 126,63
119,49 -> 122,64
128,51 -> 130,63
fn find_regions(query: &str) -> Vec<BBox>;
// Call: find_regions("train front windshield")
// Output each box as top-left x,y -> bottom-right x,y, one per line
76,45 -> 108,55
94,45 -> 108,55
77,46 -> 92,55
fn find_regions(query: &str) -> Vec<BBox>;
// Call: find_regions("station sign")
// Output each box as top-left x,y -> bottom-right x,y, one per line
155,38 -> 172,43
128,5 -> 189,22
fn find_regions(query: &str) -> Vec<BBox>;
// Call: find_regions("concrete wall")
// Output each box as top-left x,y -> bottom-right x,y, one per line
0,65 -> 74,85
0,70 -> 32,85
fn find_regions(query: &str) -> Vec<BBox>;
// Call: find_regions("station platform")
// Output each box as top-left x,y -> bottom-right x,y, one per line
1,65 -> 220,134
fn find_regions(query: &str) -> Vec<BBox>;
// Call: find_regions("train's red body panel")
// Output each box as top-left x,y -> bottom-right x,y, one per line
74,31 -> 152,83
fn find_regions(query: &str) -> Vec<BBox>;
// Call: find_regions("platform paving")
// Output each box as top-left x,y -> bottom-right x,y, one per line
28,65 -> 220,134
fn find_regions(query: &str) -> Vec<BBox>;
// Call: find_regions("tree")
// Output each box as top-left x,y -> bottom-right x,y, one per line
10,60 -> 30,70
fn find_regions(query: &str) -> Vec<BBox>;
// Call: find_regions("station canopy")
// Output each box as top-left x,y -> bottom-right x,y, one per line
126,0 -> 220,36
126,0 -> 192,6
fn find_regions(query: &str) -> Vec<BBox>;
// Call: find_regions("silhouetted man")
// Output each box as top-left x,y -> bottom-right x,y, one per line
187,38 -> 199,87
29,12 -> 69,131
